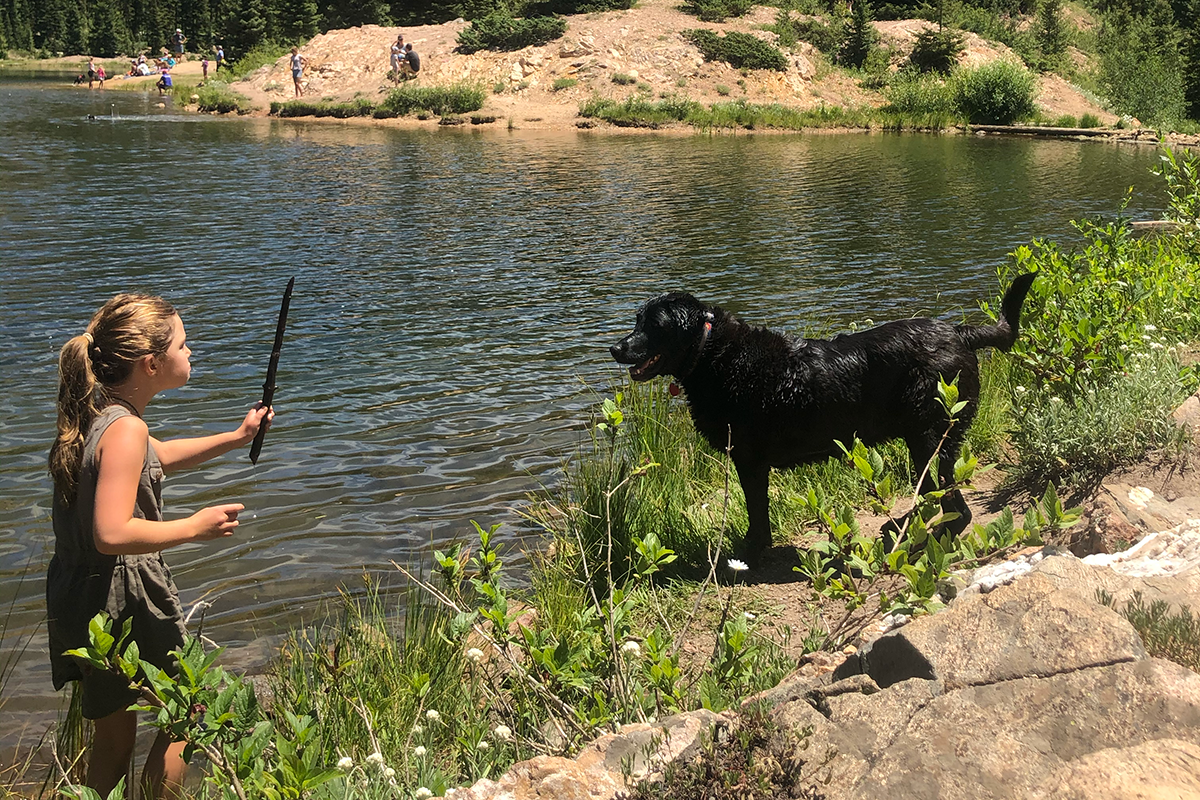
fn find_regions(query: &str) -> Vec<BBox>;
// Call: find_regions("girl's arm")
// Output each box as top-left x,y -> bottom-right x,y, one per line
151,405 -> 273,473
94,415 -> 243,556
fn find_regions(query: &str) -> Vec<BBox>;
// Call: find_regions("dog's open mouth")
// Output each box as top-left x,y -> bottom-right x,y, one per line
629,354 -> 661,381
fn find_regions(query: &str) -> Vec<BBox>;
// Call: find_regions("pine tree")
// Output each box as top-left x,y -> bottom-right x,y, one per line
839,0 -> 877,68
277,0 -> 319,42
222,0 -> 268,57
321,0 -> 390,29
5,0 -> 35,52
1034,0 -> 1069,73
90,0 -> 132,55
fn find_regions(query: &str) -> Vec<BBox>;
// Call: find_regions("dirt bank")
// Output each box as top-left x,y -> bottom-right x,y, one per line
228,0 -> 1117,132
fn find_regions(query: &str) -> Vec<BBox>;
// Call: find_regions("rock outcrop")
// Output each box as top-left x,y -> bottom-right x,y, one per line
442,548 -> 1200,799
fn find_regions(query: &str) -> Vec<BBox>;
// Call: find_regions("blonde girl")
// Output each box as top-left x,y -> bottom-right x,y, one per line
47,294 -> 273,799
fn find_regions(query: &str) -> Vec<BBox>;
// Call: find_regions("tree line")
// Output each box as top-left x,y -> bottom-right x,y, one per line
0,0 -> 613,59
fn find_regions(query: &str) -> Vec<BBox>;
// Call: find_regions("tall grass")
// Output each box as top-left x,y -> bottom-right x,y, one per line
377,83 -> 486,116
578,96 -> 929,131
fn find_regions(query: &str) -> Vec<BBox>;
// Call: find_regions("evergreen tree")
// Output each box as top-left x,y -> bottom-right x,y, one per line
1034,0 -> 1068,72
4,0 -> 36,51
1179,0 -> 1200,117
321,0 -> 390,29
62,0 -> 89,53
33,0 -> 71,52
277,0 -> 319,42
840,0 -> 877,67
179,0 -> 216,51
1099,6 -> 1185,125
90,0 -> 133,55
222,0 -> 268,56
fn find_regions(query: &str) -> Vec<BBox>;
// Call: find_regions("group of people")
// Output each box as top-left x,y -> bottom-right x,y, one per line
389,34 -> 421,82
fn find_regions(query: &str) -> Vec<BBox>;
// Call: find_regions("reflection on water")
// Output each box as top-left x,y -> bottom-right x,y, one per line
0,82 -> 1167,737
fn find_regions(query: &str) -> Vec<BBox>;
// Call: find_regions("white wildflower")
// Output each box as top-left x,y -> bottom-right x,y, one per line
727,558 -> 749,572
415,789 -> 433,800
477,739 -> 490,750
1049,396 -> 1063,404
466,647 -> 484,663
366,752 -> 384,767
412,724 -> 423,735
1014,385 -> 1027,395
1120,344 -> 1129,351
336,756 -> 354,771
1151,342 -> 1165,350
494,724 -> 512,741
621,640 -> 641,656
1144,324 -> 1157,332
384,767 -> 395,779
426,709 -> 441,722
1142,334 -> 1153,341
744,611 -> 756,621
414,745 -> 427,757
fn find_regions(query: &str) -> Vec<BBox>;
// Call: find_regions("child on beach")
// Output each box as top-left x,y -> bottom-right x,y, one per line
46,294 -> 273,800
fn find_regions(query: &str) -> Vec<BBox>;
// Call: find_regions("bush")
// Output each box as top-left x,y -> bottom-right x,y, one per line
953,60 -> 1036,124
883,68 -> 957,115
379,83 -> 486,116
553,77 -> 578,90
188,80 -> 252,113
684,29 -> 789,71
271,98 -> 375,117
1051,113 -> 1076,127
1079,112 -> 1101,128
1098,13 -> 1185,128
780,15 -> 845,54
910,26 -> 966,73
684,0 -> 754,22
456,11 -> 567,54
227,42 -> 290,80
612,72 -> 637,85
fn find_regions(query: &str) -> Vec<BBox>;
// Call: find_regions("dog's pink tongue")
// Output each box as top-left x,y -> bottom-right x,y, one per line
669,382 -> 681,397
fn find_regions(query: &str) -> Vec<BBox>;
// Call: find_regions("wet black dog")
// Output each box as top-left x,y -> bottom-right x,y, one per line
610,273 -> 1036,566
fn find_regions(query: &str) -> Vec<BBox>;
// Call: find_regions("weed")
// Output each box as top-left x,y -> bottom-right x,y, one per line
379,83 -> 486,116
716,84 -> 731,96
1099,591 -> 1200,672
1079,112 -> 1101,128
553,77 -> 578,90
612,72 -> 637,85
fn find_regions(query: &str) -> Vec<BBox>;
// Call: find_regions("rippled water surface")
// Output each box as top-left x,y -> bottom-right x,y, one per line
0,82 -> 1166,736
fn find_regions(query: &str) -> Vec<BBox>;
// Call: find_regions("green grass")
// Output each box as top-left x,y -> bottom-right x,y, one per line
1100,591 -> 1200,672
182,79 -> 253,113
552,77 -> 578,91
377,82 -> 486,116
227,42 -> 290,80
578,95 -> 938,131
272,98 -> 375,118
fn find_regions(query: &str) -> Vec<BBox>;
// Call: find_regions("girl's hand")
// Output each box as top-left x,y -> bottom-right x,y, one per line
191,504 -> 244,541
236,403 -> 275,445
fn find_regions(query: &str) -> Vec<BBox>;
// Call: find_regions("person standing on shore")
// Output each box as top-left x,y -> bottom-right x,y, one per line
46,294 -> 273,800
87,57 -> 97,89
389,35 -> 404,82
201,56 -> 209,81
171,28 -> 186,60
290,47 -> 305,97
215,45 -> 226,73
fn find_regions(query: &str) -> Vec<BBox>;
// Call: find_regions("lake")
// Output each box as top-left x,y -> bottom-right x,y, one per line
0,80 -> 1168,742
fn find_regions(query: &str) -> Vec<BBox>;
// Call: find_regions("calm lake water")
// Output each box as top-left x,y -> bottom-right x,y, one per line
0,80 -> 1168,741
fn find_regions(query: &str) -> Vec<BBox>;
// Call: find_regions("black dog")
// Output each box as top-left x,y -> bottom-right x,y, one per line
610,273 -> 1036,566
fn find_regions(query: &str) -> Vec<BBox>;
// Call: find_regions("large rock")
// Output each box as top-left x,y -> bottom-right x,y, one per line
1035,738 -> 1200,799
833,571 -> 1147,689
1040,547 -> 1200,618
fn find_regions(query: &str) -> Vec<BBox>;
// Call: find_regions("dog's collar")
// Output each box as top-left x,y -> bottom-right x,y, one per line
675,311 -> 714,382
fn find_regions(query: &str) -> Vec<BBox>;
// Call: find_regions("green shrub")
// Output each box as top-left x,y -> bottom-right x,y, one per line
684,29 -> 789,71
1100,592 -> 1200,673
910,26 -> 966,74
840,0 -> 880,68
684,0 -> 754,22
379,82 -> 486,115
188,80 -> 252,113
784,16 -> 845,55
553,77 -> 578,90
470,113 -> 498,123
1079,112 -> 1101,128
1098,13 -> 1185,128
271,98 -> 374,117
716,83 -> 731,96
882,68 -> 957,115
1051,113 -> 1076,127
612,72 -> 637,85
228,42 -> 290,80
456,11 -> 567,54
953,60 -> 1036,124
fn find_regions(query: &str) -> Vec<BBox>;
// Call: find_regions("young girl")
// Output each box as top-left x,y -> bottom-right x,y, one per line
47,294 -> 273,800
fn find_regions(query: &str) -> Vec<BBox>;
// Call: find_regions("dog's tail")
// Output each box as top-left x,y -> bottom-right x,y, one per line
955,272 -> 1037,352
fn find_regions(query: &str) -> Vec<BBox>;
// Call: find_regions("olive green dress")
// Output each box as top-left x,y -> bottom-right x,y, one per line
46,404 -> 188,719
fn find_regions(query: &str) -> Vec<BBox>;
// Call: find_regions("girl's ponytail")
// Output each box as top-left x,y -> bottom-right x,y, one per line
49,333 -> 104,503
48,295 -> 177,504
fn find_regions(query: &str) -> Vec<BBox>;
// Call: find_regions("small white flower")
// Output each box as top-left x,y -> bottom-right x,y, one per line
1120,344 -> 1129,351
1144,324 -> 1157,332
412,724 -> 423,735
477,739 -> 490,750
620,640 -> 641,656
466,647 -> 484,663
1142,334 -> 1153,341
1015,385 -> 1027,394
357,778 -> 369,789
384,767 -> 395,779
727,558 -> 749,572
1049,396 -> 1063,404
494,724 -> 512,741
415,789 -> 433,800
744,611 -> 756,620
426,709 -> 441,721
1151,342 -> 1165,350
336,756 -> 354,771
366,751 -> 384,766
414,745 -> 427,757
